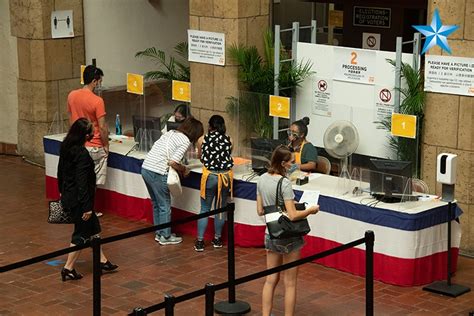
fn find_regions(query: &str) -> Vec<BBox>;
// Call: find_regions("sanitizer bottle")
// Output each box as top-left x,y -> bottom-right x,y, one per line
115,114 -> 122,135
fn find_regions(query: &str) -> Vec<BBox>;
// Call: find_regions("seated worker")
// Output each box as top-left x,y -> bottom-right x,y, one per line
161,103 -> 190,134
287,117 -> 318,173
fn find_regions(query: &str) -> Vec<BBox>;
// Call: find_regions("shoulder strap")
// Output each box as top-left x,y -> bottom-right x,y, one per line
275,176 -> 285,208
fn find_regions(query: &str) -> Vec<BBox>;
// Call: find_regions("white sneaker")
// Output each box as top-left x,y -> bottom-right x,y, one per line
155,234 -> 183,245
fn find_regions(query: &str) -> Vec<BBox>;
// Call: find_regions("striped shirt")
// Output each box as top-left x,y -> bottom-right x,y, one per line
142,130 -> 191,175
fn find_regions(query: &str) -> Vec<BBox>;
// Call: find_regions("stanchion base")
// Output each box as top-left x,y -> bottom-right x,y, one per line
423,281 -> 471,297
214,300 -> 251,315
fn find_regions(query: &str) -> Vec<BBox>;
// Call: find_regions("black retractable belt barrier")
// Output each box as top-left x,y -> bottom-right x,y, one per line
214,203 -> 251,315
91,236 -> 101,316
365,231 -> 375,316
164,294 -> 175,316
205,283 -> 216,316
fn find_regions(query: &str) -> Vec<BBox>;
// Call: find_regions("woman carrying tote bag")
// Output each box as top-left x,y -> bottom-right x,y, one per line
256,145 -> 319,316
141,117 -> 203,246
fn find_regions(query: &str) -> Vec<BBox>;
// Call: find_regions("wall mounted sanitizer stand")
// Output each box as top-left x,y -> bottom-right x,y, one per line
422,184 -> 470,297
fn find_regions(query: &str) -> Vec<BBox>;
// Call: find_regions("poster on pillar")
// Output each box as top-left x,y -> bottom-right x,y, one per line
424,55 -> 474,97
333,47 -> 376,85
51,10 -> 74,38
188,30 -> 225,66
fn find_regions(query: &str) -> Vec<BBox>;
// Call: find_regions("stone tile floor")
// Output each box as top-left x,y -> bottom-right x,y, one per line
0,156 -> 473,315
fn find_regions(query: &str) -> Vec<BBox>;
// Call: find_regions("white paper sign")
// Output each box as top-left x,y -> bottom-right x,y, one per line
374,86 -> 394,121
299,190 -> 320,207
312,77 -> 333,117
188,30 -> 225,66
334,47 -> 376,85
424,55 -> 474,97
51,10 -> 74,38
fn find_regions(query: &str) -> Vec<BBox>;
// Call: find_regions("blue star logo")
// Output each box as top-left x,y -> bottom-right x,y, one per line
412,9 -> 459,54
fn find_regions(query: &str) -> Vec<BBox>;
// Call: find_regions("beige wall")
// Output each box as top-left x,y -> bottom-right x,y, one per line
0,0 -> 18,145
83,0 -> 189,86
423,0 -> 474,255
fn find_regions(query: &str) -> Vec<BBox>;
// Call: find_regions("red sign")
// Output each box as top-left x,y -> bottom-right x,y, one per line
318,80 -> 328,92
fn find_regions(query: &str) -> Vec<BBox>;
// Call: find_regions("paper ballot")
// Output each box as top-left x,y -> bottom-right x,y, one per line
299,190 -> 320,207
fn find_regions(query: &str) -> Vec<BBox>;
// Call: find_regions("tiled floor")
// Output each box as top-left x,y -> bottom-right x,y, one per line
0,155 -> 473,315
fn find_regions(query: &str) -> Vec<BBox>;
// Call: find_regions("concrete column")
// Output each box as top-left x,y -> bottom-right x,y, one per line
423,0 -> 474,254
189,0 -> 270,145
9,0 -> 85,163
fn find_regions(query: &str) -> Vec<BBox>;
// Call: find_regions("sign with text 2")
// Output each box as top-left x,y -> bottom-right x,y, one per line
269,95 -> 290,119
333,47 -> 376,85
188,29 -> 225,66
172,80 -> 191,102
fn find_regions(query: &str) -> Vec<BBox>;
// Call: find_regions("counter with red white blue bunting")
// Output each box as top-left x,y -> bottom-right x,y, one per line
44,134 -> 462,286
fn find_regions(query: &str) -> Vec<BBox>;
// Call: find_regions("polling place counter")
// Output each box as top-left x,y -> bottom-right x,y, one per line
44,134 -> 462,286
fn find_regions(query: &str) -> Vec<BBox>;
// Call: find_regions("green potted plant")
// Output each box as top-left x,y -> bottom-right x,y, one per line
377,60 -> 426,177
226,31 -> 313,139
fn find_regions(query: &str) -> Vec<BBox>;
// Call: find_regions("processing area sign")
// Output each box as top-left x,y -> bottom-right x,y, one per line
353,7 -> 391,28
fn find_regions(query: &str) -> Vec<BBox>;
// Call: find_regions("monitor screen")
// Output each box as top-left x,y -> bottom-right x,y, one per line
132,115 -> 162,151
369,159 -> 412,197
167,121 -> 181,131
250,138 -> 287,173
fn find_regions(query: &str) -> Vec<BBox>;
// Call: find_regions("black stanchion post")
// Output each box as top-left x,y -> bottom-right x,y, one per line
91,236 -> 101,316
205,283 -> 215,316
423,201 -> 471,297
132,307 -> 146,315
365,231 -> 374,316
164,294 -> 175,316
214,203 -> 251,315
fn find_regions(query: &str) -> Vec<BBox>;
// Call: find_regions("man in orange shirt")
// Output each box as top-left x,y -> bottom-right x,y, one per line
68,65 -> 109,187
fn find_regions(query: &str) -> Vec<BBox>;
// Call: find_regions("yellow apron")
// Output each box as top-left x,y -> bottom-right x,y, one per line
294,141 -> 306,165
200,167 -> 233,217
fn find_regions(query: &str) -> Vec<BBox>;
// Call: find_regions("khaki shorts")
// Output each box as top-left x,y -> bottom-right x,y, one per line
86,146 -> 108,185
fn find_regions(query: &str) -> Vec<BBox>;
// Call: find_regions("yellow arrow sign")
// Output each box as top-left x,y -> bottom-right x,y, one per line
127,73 -> 144,95
391,113 -> 417,138
269,95 -> 290,119
172,80 -> 191,102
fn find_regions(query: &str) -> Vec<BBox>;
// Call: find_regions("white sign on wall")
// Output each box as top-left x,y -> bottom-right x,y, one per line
362,32 -> 381,50
188,30 -> 225,66
51,10 -> 74,38
374,86 -> 394,121
333,47 -> 376,84
312,77 -> 333,117
424,55 -> 474,97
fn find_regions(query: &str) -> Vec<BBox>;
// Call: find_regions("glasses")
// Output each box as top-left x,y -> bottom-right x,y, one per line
287,129 -> 300,138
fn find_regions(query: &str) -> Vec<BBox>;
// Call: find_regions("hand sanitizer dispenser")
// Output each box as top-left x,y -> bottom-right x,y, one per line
437,153 -> 457,201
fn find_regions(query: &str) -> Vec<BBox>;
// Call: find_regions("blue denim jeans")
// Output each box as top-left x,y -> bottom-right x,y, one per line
141,168 -> 171,238
197,173 -> 229,240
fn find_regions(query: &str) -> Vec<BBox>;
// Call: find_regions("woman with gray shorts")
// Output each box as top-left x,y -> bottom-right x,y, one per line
256,145 -> 319,316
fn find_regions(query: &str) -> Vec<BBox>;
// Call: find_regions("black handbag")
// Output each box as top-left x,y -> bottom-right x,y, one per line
263,177 -> 311,239
48,200 -> 74,224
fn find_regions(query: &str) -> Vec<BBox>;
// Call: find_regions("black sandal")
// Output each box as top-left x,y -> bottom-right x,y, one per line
100,261 -> 118,272
61,268 -> 83,281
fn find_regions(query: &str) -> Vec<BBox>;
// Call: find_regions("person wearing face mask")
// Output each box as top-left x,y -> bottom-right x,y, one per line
256,145 -> 319,316
287,117 -> 318,173
58,118 -> 118,281
161,103 -> 191,134
68,65 -> 109,217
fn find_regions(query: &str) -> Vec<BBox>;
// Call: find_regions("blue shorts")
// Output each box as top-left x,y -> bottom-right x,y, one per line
264,234 -> 304,254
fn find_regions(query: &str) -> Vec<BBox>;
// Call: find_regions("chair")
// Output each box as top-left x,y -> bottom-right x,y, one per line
411,178 -> 430,193
316,156 -> 331,175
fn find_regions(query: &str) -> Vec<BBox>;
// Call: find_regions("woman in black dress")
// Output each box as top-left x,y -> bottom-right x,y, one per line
58,118 -> 117,281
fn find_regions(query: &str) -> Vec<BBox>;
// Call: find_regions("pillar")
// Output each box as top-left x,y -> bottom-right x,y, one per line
9,0 -> 85,164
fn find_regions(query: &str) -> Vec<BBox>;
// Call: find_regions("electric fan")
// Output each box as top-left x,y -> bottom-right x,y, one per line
323,120 -> 360,186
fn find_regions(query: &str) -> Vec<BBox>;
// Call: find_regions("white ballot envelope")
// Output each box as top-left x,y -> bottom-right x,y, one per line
299,190 -> 320,207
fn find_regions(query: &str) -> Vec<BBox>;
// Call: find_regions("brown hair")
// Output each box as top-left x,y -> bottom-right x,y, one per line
267,145 -> 292,176
177,116 -> 204,144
